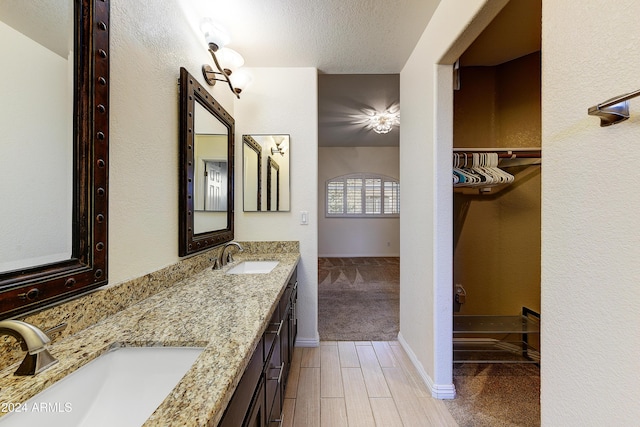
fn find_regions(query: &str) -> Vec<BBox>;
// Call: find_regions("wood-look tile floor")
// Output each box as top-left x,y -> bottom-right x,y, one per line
283,341 -> 458,427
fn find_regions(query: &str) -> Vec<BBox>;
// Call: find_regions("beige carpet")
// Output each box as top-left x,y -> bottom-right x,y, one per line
445,363 -> 540,427
318,257 -> 399,341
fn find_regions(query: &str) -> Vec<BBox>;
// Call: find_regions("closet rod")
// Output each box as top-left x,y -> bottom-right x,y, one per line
453,148 -> 541,159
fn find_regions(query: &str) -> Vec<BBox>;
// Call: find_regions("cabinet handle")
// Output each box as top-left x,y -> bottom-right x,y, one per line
270,412 -> 284,427
267,320 -> 284,336
269,362 -> 284,384
292,302 -> 297,325
293,281 -> 298,291
269,362 -> 285,383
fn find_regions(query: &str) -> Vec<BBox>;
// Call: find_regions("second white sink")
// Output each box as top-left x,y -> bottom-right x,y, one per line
226,260 -> 279,274
0,346 -> 203,427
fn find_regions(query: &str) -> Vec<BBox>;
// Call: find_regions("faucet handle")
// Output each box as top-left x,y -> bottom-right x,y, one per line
212,258 -> 221,270
44,323 -> 67,338
227,252 -> 235,263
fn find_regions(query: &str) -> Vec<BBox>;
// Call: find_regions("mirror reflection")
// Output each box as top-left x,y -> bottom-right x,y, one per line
242,136 -> 262,211
268,157 -> 280,211
0,0 -> 74,272
242,134 -> 290,212
194,101 -> 228,234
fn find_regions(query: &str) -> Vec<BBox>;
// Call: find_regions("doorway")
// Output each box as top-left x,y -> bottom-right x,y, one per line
317,74 -> 401,342
445,1 -> 542,425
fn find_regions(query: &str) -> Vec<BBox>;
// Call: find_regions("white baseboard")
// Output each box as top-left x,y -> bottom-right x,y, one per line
398,332 -> 456,400
295,335 -> 320,347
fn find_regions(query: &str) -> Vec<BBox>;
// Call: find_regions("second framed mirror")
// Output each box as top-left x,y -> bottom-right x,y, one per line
242,134 -> 290,212
179,67 -> 234,256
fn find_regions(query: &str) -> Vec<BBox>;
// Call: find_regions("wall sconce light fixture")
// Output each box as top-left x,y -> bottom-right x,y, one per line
365,108 -> 400,134
200,18 -> 251,98
270,136 -> 288,156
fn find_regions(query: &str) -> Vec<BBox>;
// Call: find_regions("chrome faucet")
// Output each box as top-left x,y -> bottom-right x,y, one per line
0,320 -> 59,375
220,241 -> 244,267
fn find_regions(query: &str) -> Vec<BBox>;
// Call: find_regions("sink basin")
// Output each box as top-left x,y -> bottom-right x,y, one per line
226,260 -> 278,274
0,346 -> 203,427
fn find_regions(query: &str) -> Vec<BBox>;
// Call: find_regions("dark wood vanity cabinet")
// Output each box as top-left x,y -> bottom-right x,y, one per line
280,269 -> 298,393
219,267 -> 298,427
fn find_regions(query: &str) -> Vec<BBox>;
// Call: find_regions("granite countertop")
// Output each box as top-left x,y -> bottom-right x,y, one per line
0,251 -> 300,426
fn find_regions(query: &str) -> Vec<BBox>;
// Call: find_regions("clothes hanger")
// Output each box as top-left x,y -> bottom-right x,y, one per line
454,153 -> 475,186
460,153 -> 480,185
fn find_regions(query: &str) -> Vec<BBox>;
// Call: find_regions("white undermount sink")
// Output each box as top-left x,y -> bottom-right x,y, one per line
226,260 -> 279,274
0,346 -> 203,427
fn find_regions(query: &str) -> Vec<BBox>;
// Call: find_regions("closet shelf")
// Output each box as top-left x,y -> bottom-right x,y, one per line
453,147 -> 541,158
453,307 -> 540,364
453,314 -> 539,334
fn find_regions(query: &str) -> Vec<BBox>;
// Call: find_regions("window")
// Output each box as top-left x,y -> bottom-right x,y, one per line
326,173 -> 399,217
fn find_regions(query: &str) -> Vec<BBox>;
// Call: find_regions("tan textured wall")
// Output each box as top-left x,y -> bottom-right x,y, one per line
453,53 -> 541,315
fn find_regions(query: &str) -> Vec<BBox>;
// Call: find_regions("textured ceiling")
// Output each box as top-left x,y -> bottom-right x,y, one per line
186,0 -> 442,147
0,0 -> 71,58
189,0 -> 442,74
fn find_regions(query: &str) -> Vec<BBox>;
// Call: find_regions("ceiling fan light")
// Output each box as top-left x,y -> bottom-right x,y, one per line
367,110 -> 400,134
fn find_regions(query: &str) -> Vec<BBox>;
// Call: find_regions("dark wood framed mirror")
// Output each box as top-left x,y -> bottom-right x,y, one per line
179,67 -> 234,256
267,156 -> 280,211
0,0 -> 110,318
242,135 -> 262,211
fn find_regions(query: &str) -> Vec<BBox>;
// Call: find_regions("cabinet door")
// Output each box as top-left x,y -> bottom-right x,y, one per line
244,378 -> 266,427
266,328 -> 283,423
280,300 -> 291,389
289,282 -> 298,354
218,339 -> 264,427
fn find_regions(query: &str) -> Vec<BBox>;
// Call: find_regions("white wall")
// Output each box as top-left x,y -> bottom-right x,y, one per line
318,147 -> 400,257
541,1 -> 640,424
234,67 -> 319,346
399,0 -> 508,398
108,0 -> 236,285
54,2 -> 319,345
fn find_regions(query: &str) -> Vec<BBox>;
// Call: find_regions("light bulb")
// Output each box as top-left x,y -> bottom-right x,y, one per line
229,68 -> 253,93
200,18 -> 230,50
217,48 -> 244,74
368,110 -> 400,134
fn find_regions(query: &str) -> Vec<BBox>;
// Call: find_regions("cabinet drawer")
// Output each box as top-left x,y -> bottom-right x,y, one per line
264,306 -> 282,362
